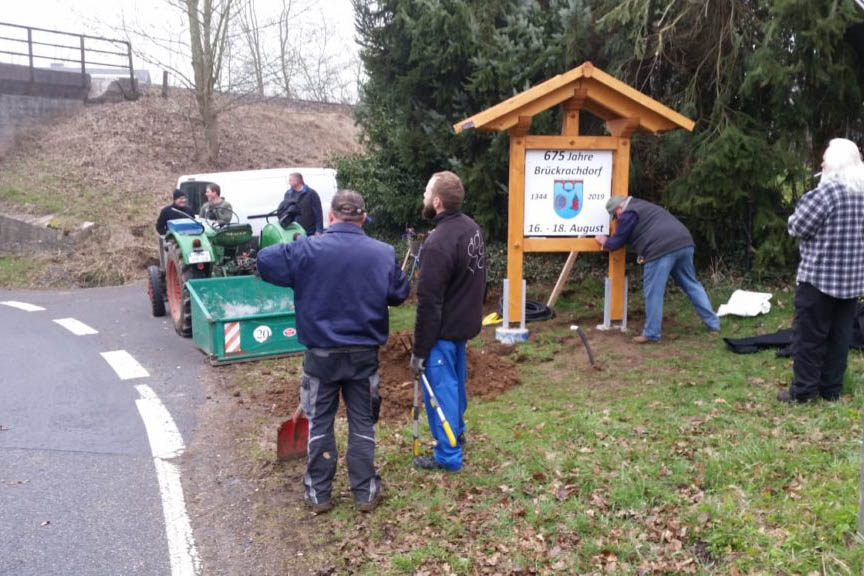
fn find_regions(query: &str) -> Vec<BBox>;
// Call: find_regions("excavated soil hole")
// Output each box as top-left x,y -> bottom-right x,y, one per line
251,332 -> 521,422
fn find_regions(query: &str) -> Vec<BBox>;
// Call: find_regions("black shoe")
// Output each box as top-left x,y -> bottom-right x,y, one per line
821,392 -> 841,402
777,388 -> 817,404
304,495 -> 333,514
356,488 -> 384,513
413,456 -> 444,470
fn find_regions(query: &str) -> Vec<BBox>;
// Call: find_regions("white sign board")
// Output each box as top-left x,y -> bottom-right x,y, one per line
523,149 -> 613,236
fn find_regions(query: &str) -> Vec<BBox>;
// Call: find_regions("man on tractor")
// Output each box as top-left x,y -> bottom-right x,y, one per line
155,189 -> 195,235
257,189 -> 410,514
199,183 -> 233,226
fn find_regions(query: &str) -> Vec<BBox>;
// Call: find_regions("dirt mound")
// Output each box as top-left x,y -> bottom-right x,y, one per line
0,87 -> 360,287
376,333 -> 520,421
235,332 -> 520,423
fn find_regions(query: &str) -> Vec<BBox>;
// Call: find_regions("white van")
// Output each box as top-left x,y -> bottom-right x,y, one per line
175,168 -> 338,237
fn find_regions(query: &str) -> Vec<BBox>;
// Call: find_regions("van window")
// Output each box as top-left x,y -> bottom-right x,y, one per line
180,181 -> 212,214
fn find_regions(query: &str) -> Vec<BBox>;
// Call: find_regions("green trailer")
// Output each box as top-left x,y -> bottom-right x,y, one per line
187,275 -> 305,365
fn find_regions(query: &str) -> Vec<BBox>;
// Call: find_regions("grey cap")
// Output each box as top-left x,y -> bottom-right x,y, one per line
331,189 -> 366,218
606,195 -> 627,215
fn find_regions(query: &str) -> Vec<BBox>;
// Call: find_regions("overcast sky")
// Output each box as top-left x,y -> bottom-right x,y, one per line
2,0 -> 359,95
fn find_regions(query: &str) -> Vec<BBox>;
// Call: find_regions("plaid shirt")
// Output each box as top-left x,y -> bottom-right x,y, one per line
788,180 -> 864,299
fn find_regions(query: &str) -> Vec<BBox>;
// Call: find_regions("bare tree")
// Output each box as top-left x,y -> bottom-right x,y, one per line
114,0 -> 358,163
118,0 -> 236,163
185,0 -> 234,163
237,0 -> 265,95
275,0 -> 300,98
277,8 -> 360,103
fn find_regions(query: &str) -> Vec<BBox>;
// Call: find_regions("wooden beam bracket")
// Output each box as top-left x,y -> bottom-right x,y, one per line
509,115 -> 533,137
606,117 -> 641,139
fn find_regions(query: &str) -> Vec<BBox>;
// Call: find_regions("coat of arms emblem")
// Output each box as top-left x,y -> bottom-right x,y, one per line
553,180 -> 583,219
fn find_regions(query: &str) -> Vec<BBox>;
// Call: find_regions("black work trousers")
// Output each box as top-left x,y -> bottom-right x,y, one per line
790,282 -> 857,401
300,347 -> 381,506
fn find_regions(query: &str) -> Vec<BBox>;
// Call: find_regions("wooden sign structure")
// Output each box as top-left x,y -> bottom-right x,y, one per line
453,62 -> 694,338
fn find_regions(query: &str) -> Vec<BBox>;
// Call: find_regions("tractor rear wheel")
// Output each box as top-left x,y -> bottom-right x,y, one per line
166,243 -> 204,337
147,265 -> 166,317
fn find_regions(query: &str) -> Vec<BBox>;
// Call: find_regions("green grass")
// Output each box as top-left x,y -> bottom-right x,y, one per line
389,304 -> 416,333
0,184 -> 70,215
0,255 -> 38,288
0,171 -> 130,227
319,281 -> 864,574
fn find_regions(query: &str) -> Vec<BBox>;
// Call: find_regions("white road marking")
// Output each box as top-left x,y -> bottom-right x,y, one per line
134,384 -> 185,459
100,350 -> 150,380
53,318 -> 98,336
135,384 -> 201,576
0,301 -> 45,312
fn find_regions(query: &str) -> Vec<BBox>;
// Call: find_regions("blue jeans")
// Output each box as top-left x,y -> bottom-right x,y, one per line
422,339 -> 467,470
642,246 -> 719,341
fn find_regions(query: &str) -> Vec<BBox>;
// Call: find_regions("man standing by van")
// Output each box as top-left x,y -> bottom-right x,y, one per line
280,172 -> 323,236
199,183 -> 233,226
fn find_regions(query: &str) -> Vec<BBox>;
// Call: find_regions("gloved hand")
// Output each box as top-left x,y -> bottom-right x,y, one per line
409,354 -> 425,376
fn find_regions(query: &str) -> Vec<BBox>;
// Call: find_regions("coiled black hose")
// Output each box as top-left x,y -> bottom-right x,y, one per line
498,298 -> 555,323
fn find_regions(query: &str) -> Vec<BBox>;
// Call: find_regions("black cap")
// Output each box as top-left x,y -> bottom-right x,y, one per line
173,189 -> 186,200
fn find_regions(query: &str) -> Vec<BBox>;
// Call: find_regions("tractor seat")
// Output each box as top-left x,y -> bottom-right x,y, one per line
211,223 -> 253,247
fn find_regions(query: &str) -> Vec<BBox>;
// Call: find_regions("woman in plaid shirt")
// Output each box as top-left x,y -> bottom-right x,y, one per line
780,138 -> 864,403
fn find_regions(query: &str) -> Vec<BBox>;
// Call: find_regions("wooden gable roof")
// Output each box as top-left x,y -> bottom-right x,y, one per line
453,62 -> 694,135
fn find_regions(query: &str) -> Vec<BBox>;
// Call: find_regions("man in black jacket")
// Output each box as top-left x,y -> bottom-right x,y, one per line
279,172 -> 323,236
155,189 -> 194,235
410,171 -> 486,471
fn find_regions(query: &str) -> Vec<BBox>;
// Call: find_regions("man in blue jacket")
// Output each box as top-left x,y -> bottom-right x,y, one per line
595,196 -> 719,343
257,189 -> 410,513
410,171 -> 486,472
279,172 -> 324,236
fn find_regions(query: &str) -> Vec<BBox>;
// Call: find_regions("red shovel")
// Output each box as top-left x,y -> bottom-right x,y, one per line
277,405 -> 309,460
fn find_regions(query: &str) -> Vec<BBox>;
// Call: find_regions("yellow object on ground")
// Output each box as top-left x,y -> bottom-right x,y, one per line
482,312 -> 502,326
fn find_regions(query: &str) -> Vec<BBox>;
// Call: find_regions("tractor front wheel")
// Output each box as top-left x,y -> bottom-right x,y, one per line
166,244 -> 204,337
147,265 -> 166,317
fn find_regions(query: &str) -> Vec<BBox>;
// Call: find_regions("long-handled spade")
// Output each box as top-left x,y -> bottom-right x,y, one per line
412,375 -> 421,457
420,373 -> 458,449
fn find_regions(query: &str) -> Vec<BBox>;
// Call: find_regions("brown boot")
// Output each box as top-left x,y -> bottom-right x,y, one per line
356,488 -> 384,513
632,335 -> 658,344
304,495 -> 333,515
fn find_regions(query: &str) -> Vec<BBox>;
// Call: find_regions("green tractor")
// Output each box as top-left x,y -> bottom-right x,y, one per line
148,207 -> 305,337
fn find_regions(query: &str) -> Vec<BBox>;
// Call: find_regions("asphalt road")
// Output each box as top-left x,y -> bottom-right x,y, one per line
0,282 -> 205,576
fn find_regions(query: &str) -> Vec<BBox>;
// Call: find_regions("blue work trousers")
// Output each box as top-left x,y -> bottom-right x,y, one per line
422,339 -> 467,470
642,246 -> 720,341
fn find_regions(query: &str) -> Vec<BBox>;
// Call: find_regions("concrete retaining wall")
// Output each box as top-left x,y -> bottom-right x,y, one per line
0,62 -> 89,157
0,213 -> 94,253
0,93 -> 83,156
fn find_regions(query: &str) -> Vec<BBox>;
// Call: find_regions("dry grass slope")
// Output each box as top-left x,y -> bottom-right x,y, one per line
0,88 -> 360,287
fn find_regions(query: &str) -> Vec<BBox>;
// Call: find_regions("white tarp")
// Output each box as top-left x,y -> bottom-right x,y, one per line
717,290 -> 773,317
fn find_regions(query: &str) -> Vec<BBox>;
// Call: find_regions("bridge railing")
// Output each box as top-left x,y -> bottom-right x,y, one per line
0,21 -> 135,93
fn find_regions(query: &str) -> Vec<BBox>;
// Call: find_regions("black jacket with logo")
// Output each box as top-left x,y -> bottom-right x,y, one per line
413,210 -> 486,359
155,203 -> 195,235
